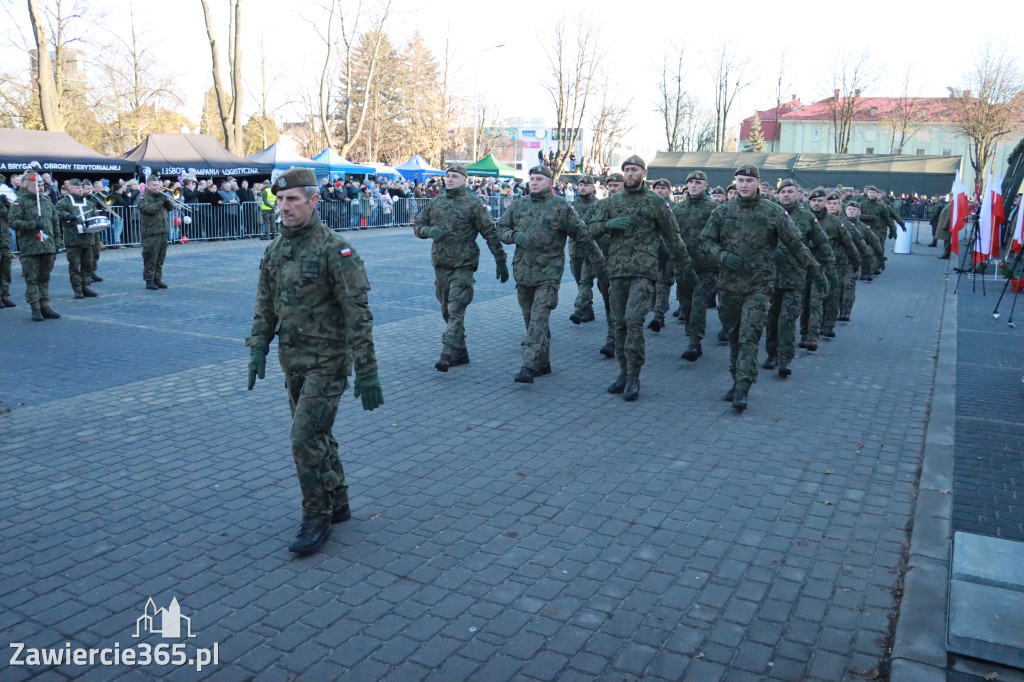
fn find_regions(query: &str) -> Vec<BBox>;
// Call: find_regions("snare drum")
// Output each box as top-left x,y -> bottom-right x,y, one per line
84,215 -> 111,234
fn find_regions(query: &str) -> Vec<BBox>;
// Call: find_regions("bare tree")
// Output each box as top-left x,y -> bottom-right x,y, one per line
655,42 -> 687,152
949,42 -> 1024,192
824,49 -> 875,153
541,14 -> 604,179
27,0 -> 63,130
200,0 -> 244,154
680,102 -> 715,153
707,41 -> 752,152
770,49 -> 794,152
589,76 -> 633,168
882,69 -> 925,154
242,34 -> 282,154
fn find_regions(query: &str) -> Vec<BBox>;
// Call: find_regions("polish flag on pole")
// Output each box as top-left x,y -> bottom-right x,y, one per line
974,169 -> 1003,263
1011,177 -> 1024,253
950,169 -> 969,255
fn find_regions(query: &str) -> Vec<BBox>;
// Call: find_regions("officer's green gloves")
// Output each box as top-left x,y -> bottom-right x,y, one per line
605,217 -> 633,231
426,226 -> 446,241
247,347 -> 267,390
899,223 -> 907,232
353,372 -> 384,411
512,232 -> 531,248
496,260 -> 509,283
888,228 -> 897,239
722,253 -> 744,271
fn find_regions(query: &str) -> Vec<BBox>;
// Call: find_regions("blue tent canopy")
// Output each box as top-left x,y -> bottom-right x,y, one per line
363,163 -> 403,181
248,144 -> 330,181
311,148 -> 374,179
396,154 -> 446,181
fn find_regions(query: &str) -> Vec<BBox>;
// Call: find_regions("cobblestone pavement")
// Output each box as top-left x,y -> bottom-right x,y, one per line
1,231 -> 945,681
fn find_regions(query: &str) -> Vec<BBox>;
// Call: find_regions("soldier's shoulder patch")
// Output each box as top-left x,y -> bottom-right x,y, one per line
340,246 -> 352,257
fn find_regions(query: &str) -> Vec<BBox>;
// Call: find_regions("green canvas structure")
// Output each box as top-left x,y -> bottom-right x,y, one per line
649,152 -> 962,195
465,153 -> 519,178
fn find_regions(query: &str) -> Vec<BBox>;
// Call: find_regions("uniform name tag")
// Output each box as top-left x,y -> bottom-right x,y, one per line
301,261 -> 319,278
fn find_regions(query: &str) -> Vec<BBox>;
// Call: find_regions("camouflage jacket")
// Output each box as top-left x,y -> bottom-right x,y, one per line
55,196 -> 98,248
247,214 -> 378,378
702,193 -> 819,295
6,188 -> 58,256
858,197 -> 892,230
0,199 -> 9,250
813,208 -> 860,269
843,217 -> 875,267
671,193 -> 719,272
413,186 -> 505,270
853,218 -> 884,256
136,191 -> 174,238
886,200 -> 906,228
588,184 -> 692,280
496,190 -> 600,286
774,203 -> 832,290
582,195 -> 611,255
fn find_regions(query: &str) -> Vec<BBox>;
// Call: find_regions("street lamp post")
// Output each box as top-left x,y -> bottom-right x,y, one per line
472,44 -> 505,162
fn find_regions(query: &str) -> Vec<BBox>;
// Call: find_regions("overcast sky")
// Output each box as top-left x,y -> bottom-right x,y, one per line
3,0 -> 1021,157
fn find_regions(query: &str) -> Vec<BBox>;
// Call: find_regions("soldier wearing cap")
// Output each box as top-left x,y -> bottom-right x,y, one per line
55,179 -> 99,299
247,167 -> 383,555
496,165 -> 604,384
797,187 -> 839,350
578,173 -> 622,358
821,192 -> 861,337
568,174 -> 601,325
726,184 -> 738,202
701,164 -> 826,409
414,164 -> 508,372
0,175 -> 15,308
839,200 -> 875,321
588,155 -> 696,401
710,186 -> 726,204
763,180 -> 831,375
7,167 -> 60,320
136,176 -> 176,290
648,178 -> 676,332
671,169 -> 720,361
858,185 -> 901,274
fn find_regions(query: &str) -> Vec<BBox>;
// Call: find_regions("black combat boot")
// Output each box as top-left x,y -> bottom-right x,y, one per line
31,304 -> 44,321
599,343 -> 615,358
288,521 -> 331,554
623,376 -> 640,401
90,274 -> 103,282
717,329 -> 729,344
648,313 -> 664,332
732,382 -> 750,410
762,355 -> 778,370
607,374 -> 627,393
569,312 -> 583,324
537,362 -> 551,376
723,385 -> 736,402
331,503 -> 351,523
74,291 -> 84,299
778,361 -> 792,378
435,353 -> 452,372
82,286 -> 98,297
838,314 -> 850,322
798,339 -> 808,349
681,341 -> 702,362
513,366 -> 536,383
449,348 -> 470,366
146,281 -> 159,290
39,304 -> 60,319
805,340 -> 818,351
671,306 -> 681,318
822,329 -> 836,338
580,310 -> 595,323
155,280 -> 169,289
1,295 -> 15,308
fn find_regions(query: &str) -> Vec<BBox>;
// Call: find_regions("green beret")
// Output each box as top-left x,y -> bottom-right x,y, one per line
809,187 -> 828,199
727,183 -> 737,192
606,172 -> 625,183
528,165 -> 553,180
847,201 -> 861,208
68,178 -> 82,187
711,186 -> 726,195
273,167 -> 318,193
651,178 -> 672,189
827,192 -> 841,201
864,185 -> 879,192
734,164 -> 759,179
446,165 -> 468,177
578,175 -> 596,185
685,170 -> 708,182
777,178 -> 799,190
621,155 -> 646,170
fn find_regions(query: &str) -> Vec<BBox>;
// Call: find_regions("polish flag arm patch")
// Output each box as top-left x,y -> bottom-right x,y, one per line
340,247 -> 352,257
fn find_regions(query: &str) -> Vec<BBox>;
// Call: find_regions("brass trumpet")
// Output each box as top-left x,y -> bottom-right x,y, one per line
154,187 -> 193,213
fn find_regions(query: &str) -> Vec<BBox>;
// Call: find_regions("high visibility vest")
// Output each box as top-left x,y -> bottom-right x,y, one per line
260,188 -> 277,211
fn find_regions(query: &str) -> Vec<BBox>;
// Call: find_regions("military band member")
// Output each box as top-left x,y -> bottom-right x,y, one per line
136,177 -> 174,290
55,179 -> 98,299
0,183 -> 14,308
7,169 -> 60,321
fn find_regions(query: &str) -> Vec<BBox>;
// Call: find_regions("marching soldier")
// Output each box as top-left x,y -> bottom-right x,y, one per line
702,165 -> 826,410
648,178 -> 676,332
413,164 -> 508,372
7,168 -> 60,321
55,179 -> 98,299
799,188 -> 838,351
0,183 -> 15,308
710,186 -> 727,204
136,177 -> 174,290
671,170 -> 719,362
569,175 -> 605,326
496,166 -> 604,384
842,202 -> 879,319
247,167 -> 383,555
583,173 -> 623,359
859,185 -> 901,273
821,192 -> 861,336
84,181 -> 105,282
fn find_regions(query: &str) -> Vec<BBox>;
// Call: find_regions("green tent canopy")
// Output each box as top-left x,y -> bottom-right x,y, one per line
465,153 -> 519,178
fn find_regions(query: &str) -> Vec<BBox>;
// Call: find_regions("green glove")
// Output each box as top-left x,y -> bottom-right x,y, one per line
722,253 -> 744,271
426,226 -> 446,240
888,228 -> 897,240
247,347 -> 267,390
899,224 -> 907,232
496,260 -> 509,283
512,232 -> 531,248
605,217 -> 633,231
353,371 -> 384,411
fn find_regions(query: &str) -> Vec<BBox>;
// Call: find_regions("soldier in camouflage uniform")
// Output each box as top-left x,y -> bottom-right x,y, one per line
569,175 -> 603,324
137,177 -> 174,290
819,192 -> 861,337
841,202 -> 876,320
710,186 -> 727,204
247,167 -> 383,555
763,180 -> 831,377
0,188 -> 14,308
859,185 -> 902,274
414,165 -> 508,372
702,165 -> 826,410
671,170 -> 719,362
648,178 -> 677,332
7,169 -> 61,321
580,173 -> 622,359
55,179 -> 99,299
588,155 -> 696,401
799,188 -> 839,351
497,166 -> 604,384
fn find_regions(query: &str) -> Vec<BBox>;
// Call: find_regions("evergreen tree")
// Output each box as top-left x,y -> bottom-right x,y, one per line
744,113 -> 767,152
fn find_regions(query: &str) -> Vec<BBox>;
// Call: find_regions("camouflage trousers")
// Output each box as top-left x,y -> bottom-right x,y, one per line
719,289 -> 771,386
800,276 -> 828,343
765,287 -> 804,364
286,372 -> 349,525
609,277 -> 654,377
92,233 -> 101,271
65,245 -> 95,293
262,210 -> 276,238
575,261 -> 613,345
21,253 -> 55,305
517,282 -> 559,371
870,226 -> 888,270
435,266 -> 475,355
841,267 -> 859,318
860,252 -> 877,280
0,248 -> 11,297
653,260 -> 676,315
822,263 -> 844,331
678,271 -> 719,343
142,233 -> 168,282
